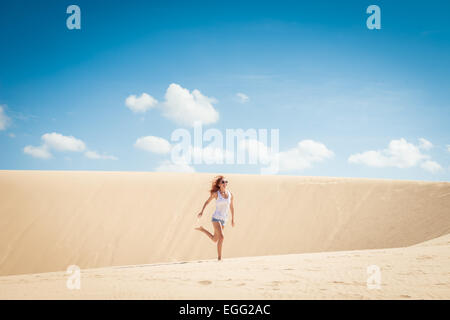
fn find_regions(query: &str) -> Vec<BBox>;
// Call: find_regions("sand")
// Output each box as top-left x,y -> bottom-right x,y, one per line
0,234 -> 449,299
0,170 -> 449,299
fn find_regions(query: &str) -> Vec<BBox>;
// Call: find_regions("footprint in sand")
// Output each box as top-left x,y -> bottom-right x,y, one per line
198,280 -> 212,285
416,255 -> 434,260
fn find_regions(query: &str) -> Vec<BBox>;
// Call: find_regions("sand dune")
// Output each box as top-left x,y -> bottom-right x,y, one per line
0,234 -> 449,299
1,170 -> 449,278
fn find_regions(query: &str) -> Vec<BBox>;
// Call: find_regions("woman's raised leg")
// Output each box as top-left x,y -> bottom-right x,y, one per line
195,225 -> 214,240
195,222 -> 222,243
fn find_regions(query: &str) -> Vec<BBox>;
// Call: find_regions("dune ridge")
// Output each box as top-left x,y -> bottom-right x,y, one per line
0,170 -> 449,277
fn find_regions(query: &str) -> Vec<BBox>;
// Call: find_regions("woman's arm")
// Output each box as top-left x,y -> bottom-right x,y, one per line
197,193 -> 216,218
230,192 -> 235,227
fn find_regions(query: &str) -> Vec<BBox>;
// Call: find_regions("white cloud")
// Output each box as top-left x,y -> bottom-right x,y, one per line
84,151 -> 118,160
348,138 -> 442,173
9,133 -> 15,138
155,160 -> 195,173
278,140 -> 334,171
236,92 -> 249,103
135,135 -> 232,165
420,160 -> 442,173
134,136 -> 171,154
447,145 -> 450,153
125,93 -> 158,113
348,138 -> 428,168
418,138 -> 433,150
161,83 -> 219,126
24,132 -> 115,160
0,105 -> 11,130
134,133 -> 333,173
23,145 -> 52,159
135,134 -> 234,167
41,132 -> 86,152
239,138 -> 334,172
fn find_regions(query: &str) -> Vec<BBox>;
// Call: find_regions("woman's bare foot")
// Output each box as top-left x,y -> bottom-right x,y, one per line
195,226 -> 205,232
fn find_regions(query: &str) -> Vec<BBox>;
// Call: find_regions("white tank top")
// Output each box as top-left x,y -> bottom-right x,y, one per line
212,190 -> 231,221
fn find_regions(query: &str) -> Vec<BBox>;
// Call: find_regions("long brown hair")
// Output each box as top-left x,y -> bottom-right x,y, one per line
210,175 -> 225,195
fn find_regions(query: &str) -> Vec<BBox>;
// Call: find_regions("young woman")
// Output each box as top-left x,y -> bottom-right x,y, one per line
195,175 -> 235,261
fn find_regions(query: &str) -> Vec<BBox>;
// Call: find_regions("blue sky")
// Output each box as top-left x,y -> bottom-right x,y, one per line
0,0 -> 449,181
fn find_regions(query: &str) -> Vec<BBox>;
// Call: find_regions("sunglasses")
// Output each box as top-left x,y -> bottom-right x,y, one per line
221,180 -> 228,184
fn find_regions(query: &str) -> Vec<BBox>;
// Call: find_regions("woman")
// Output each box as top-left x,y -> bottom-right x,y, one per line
195,175 -> 235,261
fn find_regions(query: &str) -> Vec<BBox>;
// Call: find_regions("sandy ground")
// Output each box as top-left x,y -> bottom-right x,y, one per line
0,170 -> 449,299
0,233 -> 449,299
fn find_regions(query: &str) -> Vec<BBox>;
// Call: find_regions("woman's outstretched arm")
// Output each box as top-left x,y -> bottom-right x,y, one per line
197,193 -> 216,218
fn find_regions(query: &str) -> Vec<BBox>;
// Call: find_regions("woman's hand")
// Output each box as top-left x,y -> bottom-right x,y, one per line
197,212 -> 203,218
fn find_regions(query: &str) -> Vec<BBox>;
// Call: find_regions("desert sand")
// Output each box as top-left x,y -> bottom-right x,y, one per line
0,170 -> 449,299
1,233 -> 449,299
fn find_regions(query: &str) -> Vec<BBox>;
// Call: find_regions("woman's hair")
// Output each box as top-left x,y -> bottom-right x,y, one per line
210,175 -> 225,195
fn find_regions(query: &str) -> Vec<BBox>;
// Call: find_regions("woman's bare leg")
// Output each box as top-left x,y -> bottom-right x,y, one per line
195,222 -> 224,260
214,222 -> 224,261
195,226 -> 215,241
